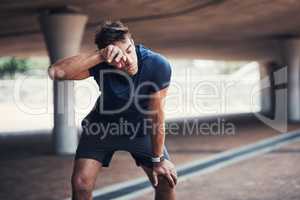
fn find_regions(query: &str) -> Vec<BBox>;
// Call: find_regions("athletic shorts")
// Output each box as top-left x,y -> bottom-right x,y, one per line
74,131 -> 170,168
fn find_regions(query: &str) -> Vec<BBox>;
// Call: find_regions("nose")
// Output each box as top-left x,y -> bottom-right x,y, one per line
125,54 -> 133,65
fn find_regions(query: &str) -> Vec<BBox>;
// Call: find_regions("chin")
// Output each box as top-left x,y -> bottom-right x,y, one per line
127,66 -> 138,76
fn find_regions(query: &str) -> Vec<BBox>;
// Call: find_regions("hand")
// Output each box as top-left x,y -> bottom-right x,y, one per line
100,45 -> 127,69
151,160 -> 177,188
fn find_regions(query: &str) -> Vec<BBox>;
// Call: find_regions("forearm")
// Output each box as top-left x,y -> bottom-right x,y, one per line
48,50 -> 103,80
148,88 -> 169,157
150,111 -> 166,157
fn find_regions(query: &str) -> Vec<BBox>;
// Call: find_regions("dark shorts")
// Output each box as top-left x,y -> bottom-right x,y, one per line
74,131 -> 170,168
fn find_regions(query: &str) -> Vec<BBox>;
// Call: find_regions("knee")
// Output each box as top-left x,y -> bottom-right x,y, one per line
71,173 -> 95,193
155,176 -> 176,192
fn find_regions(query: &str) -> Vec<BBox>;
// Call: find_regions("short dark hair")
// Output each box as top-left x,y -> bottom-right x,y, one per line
94,21 -> 131,49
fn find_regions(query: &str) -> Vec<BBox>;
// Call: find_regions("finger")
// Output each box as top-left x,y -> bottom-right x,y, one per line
152,171 -> 158,187
99,49 -> 106,60
165,173 -> 175,188
103,45 -> 112,60
112,57 -> 126,69
171,168 -> 177,176
115,61 -> 124,69
101,48 -> 107,60
111,49 -> 123,62
114,50 -> 123,63
119,56 -> 127,69
108,48 -> 119,63
118,60 -> 126,69
121,55 -> 127,63
107,46 -> 115,62
170,172 -> 178,185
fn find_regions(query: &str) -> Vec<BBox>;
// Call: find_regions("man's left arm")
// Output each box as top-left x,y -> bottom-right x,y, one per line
148,87 -> 168,157
148,86 -> 177,188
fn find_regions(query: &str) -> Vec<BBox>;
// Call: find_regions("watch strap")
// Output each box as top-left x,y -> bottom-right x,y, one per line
151,155 -> 165,167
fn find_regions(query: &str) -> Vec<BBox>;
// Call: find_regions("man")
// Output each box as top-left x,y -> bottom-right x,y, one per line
48,21 -> 177,200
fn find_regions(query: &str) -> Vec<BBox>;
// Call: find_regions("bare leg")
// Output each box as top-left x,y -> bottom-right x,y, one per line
71,158 -> 102,200
141,165 -> 176,200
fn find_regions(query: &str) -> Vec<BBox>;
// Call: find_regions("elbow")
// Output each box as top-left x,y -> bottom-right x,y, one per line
48,65 -> 66,80
47,66 -> 55,80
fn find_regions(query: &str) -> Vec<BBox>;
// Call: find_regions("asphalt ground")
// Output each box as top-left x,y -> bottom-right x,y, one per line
133,140 -> 300,200
0,120 -> 299,200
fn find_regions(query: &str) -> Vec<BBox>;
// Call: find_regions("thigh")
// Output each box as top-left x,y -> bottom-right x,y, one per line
75,130 -> 116,167
72,158 -> 102,183
128,134 -> 171,168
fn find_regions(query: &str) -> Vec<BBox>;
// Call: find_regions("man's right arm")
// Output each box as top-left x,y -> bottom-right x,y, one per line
48,50 -> 104,80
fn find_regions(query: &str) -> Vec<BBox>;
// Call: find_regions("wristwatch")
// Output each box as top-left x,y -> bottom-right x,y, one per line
151,155 -> 165,167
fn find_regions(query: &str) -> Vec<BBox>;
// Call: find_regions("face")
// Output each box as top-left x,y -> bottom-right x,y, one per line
113,36 -> 138,76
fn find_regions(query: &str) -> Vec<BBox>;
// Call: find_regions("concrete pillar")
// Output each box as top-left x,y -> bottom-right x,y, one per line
39,9 -> 88,154
259,62 -> 273,117
281,39 -> 300,122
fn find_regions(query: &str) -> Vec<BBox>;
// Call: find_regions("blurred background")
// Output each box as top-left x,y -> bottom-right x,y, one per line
0,57 -> 260,132
0,1 -> 300,200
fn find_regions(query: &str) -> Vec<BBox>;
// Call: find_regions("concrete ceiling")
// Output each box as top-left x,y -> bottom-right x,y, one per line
1,0 -> 300,60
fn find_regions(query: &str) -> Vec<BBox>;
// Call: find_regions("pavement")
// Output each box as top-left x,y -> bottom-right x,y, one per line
0,119 -> 300,200
134,141 -> 300,200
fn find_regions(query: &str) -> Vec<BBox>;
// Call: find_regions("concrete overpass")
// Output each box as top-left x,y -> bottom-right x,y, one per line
1,0 -> 300,154
1,0 -> 300,59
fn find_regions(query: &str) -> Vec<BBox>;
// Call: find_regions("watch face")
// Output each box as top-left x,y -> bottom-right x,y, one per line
152,155 -> 165,167
151,155 -> 165,163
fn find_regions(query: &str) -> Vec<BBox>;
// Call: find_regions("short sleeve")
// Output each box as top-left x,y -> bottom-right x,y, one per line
89,63 -> 101,77
149,54 -> 172,93
88,63 -> 107,80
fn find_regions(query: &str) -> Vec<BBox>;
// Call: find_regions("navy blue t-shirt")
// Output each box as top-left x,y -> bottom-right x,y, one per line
82,44 -> 172,137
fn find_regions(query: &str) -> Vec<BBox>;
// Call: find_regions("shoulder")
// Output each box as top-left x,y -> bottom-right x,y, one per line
149,53 -> 171,68
138,46 -> 172,93
137,44 -> 172,75
148,53 -> 172,81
